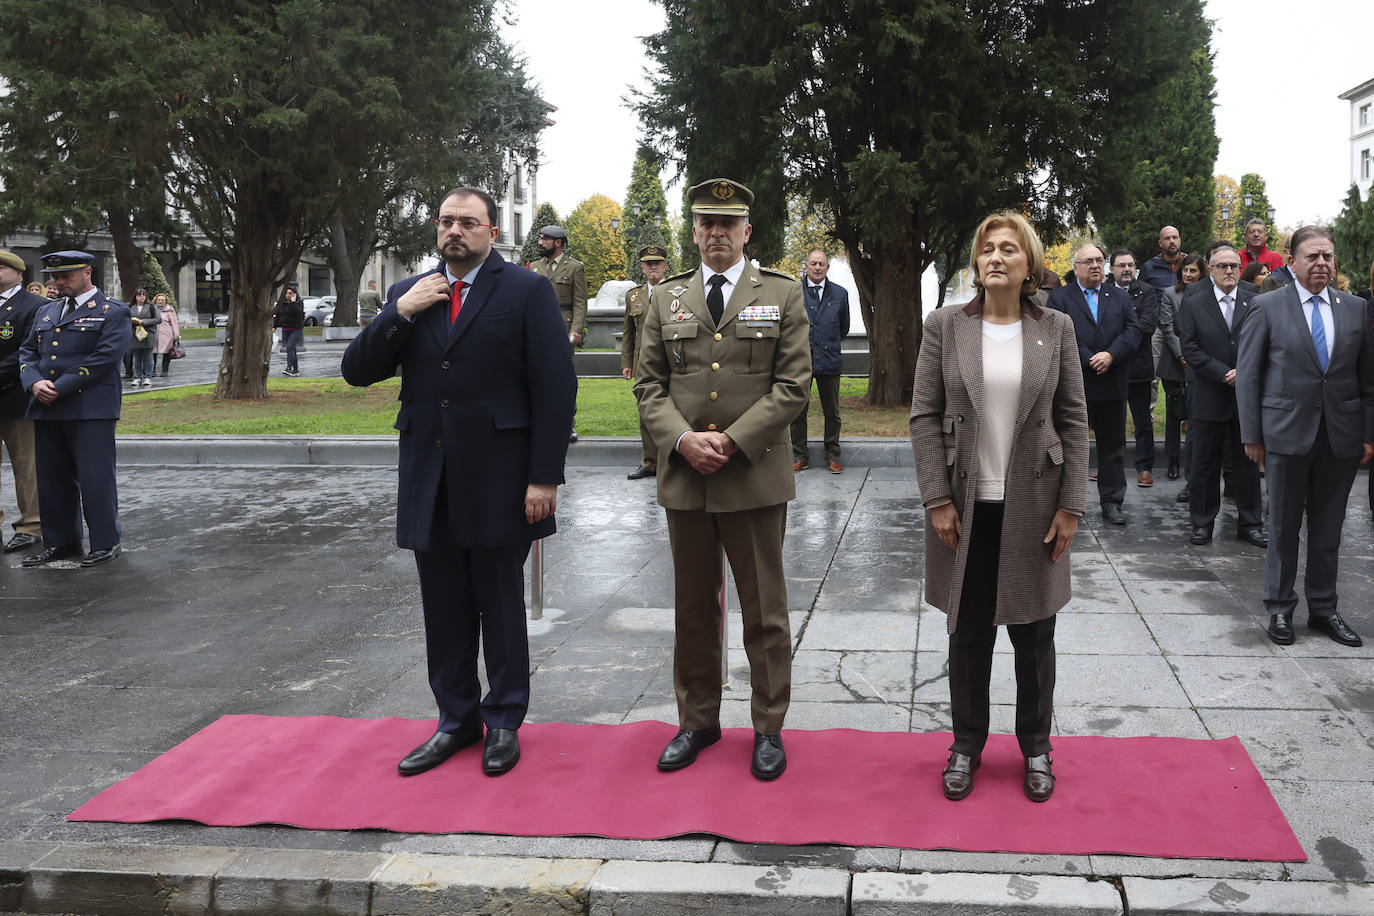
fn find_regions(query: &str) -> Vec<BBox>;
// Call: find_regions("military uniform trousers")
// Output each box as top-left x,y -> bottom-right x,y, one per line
665,502 -> 791,734
34,419 -> 121,551
413,474 -> 532,734
0,416 -> 40,536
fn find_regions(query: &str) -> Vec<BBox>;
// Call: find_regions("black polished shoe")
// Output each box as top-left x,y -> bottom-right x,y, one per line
1176,486 -> 1190,503
1309,613 -> 1363,648
941,752 -> 980,800
20,544 -> 82,567
751,732 -> 786,780
79,545 -> 121,568
397,726 -> 483,776
1237,528 -> 1268,548
657,727 -> 722,771
1024,754 -> 1055,802
482,727 -> 521,775
626,465 -> 656,480
2,533 -> 39,552
1167,459 -> 1180,480
1101,504 -> 1127,526
1188,526 -> 1212,545
1267,615 -> 1295,646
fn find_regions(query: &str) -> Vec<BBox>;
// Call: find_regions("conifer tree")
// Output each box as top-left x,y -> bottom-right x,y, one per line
520,203 -> 562,265
621,147 -> 671,283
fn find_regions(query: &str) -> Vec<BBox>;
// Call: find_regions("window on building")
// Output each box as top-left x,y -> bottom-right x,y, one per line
514,167 -> 527,204
308,267 -> 331,297
1362,103 -> 1372,127
514,212 -> 524,246
496,205 -> 505,244
1364,149 -> 1372,181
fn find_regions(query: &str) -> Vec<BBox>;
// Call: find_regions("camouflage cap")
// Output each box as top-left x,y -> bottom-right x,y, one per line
687,178 -> 753,217
637,245 -> 668,262
0,249 -> 25,273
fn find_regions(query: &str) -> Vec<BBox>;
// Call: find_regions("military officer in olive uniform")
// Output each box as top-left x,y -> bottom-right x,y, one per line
634,179 -> 811,780
0,249 -> 46,553
622,244 -> 669,479
529,226 -> 588,345
18,251 -> 130,568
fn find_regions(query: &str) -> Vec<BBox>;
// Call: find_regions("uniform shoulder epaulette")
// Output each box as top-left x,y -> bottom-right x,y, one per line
662,269 -> 695,284
757,267 -> 798,281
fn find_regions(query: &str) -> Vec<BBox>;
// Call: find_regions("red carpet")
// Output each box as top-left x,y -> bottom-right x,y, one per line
70,716 -> 1304,860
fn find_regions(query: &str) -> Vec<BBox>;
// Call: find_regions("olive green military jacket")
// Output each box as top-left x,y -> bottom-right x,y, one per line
529,255 -> 588,337
621,283 -> 651,372
634,265 -> 811,512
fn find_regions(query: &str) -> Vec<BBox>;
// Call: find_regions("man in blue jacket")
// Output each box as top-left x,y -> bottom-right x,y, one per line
1048,244 -> 1140,525
790,249 -> 850,473
342,187 -> 577,777
18,251 -> 130,568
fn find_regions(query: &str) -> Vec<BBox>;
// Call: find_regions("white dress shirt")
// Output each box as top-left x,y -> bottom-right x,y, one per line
1292,280 -> 1334,364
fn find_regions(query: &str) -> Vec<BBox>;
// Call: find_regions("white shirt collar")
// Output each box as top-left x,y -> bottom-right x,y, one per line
444,263 -> 482,288
701,257 -> 746,289
1211,281 -> 1237,304
0,284 -> 19,300
71,288 -> 98,307
1292,280 -> 1329,307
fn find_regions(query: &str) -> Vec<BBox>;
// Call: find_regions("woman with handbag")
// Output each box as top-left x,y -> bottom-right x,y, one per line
128,288 -> 160,386
273,287 -> 305,376
152,293 -> 181,379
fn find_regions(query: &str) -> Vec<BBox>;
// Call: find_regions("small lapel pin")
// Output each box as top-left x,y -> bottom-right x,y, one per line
1036,339 -> 1043,346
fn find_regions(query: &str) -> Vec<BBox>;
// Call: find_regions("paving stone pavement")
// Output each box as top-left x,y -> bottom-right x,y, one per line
1,441 -> 1372,913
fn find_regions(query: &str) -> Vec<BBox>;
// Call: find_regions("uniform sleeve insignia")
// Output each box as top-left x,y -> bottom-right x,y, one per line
712,181 -> 735,200
0,325 -> 12,340
78,366 -> 90,376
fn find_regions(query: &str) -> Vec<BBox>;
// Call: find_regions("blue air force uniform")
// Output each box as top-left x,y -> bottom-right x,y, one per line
17,253 -> 130,556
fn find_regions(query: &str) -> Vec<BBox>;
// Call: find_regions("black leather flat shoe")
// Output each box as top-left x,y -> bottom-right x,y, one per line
657,727 -> 721,771
1024,753 -> 1055,802
1266,615 -> 1295,646
751,732 -> 786,780
942,752 -> 980,800
80,545 -> 122,568
1309,613 -> 1362,648
482,727 -> 521,775
20,544 -> 82,567
397,727 -> 482,776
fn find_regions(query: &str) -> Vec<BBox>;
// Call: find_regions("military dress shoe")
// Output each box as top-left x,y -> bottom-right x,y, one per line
1176,486 -> 1190,503
1101,504 -> 1127,526
20,544 -> 82,567
793,459 -> 809,472
397,726 -> 483,776
1024,754 -> 1055,802
941,752 -> 980,801
1237,528 -> 1268,548
482,728 -> 521,775
1309,613 -> 1363,648
626,465 -> 656,480
827,460 -> 844,474
1137,470 -> 1154,487
1167,459 -> 1180,480
2,533 -> 39,552
80,545 -> 121,568
1189,526 -> 1212,545
1267,615 -> 1295,646
751,732 -> 787,780
657,727 -> 721,771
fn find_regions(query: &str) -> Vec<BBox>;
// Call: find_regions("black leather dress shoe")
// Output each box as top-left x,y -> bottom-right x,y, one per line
941,752 -> 980,800
2,533 -> 39,552
1189,527 -> 1212,545
1167,459 -> 1180,480
1024,754 -> 1055,802
657,727 -> 721,771
1309,613 -> 1363,648
751,732 -> 786,780
1101,504 -> 1127,526
398,727 -> 482,776
80,545 -> 121,568
1267,615 -> 1295,646
482,728 -> 521,775
626,465 -> 656,480
1176,486 -> 1190,503
20,544 -> 82,567
1237,528 -> 1268,548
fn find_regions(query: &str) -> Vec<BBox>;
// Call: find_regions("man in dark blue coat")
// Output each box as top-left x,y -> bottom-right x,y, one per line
342,187 -> 576,777
790,249 -> 850,473
18,251 -> 130,568
0,249 -> 47,553
1048,243 -> 1140,525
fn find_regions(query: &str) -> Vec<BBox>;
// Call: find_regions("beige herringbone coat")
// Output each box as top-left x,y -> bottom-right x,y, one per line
910,296 -> 1089,633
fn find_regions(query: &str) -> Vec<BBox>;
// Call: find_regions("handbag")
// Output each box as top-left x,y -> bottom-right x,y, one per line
170,339 -> 186,360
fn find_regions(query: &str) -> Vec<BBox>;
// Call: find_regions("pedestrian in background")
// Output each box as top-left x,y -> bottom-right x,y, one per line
152,293 -> 180,378
911,211 -> 1087,803
127,288 -> 159,387
621,245 -> 669,480
273,287 -> 304,376
791,248 -> 850,474
122,288 -> 153,381
1157,254 -> 1204,489
25,281 -> 47,298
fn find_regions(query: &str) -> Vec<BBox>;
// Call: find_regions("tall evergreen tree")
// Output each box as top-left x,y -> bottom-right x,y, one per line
641,0 -> 1208,406
621,146 -> 671,283
1094,38 -> 1218,266
520,202 -> 562,265
1334,184 -> 1374,288
137,249 -> 175,301
1233,173 -> 1277,248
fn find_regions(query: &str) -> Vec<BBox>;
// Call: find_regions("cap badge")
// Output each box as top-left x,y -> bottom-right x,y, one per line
712,182 -> 734,201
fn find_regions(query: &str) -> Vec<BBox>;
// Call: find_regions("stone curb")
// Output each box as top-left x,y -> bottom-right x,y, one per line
853,871 -> 1123,914
1122,876 -> 1374,915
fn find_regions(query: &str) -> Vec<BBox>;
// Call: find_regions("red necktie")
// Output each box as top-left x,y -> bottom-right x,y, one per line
449,280 -> 466,324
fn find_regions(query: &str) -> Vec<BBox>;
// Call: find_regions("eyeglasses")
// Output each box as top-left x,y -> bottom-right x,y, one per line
431,217 -> 495,232
1075,257 -> 1105,266
1211,262 -> 1242,272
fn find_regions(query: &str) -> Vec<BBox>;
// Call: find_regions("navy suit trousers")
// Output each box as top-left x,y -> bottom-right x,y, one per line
34,419 -> 120,550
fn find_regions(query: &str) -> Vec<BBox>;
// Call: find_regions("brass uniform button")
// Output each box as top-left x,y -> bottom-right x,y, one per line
755,331 -> 763,338
714,332 -> 722,341
711,361 -> 720,371
707,424 -> 717,431
709,391 -> 718,400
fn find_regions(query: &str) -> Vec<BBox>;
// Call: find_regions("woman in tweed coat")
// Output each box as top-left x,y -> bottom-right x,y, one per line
910,212 -> 1089,802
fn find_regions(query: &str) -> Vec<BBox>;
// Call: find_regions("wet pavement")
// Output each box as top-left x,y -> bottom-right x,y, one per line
1,441 -> 1372,912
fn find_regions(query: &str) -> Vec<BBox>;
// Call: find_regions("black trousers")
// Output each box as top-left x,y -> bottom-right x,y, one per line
1086,399 -> 1127,507
1127,380 -> 1156,472
1187,415 -> 1262,533
790,374 -> 842,462
34,419 -> 121,551
1161,379 -> 1187,466
948,501 -> 1056,758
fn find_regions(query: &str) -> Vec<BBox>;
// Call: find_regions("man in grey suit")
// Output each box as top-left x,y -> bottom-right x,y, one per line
1237,226 -> 1374,648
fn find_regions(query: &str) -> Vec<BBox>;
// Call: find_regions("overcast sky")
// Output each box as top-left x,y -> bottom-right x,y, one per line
503,0 -> 1368,231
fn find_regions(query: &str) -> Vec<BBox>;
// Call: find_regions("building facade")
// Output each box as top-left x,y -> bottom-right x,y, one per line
1340,77 -> 1374,198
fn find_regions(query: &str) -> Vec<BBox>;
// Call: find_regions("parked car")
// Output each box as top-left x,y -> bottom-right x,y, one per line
323,299 -> 380,327
302,296 -> 336,326
211,313 -> 229,328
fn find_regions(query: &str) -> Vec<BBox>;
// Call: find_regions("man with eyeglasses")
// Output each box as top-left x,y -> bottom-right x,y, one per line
1176,245 -> 1265,549
1049,244 -> 1139,525
342,186 -> 577,777
1238,226 -> 1373,648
